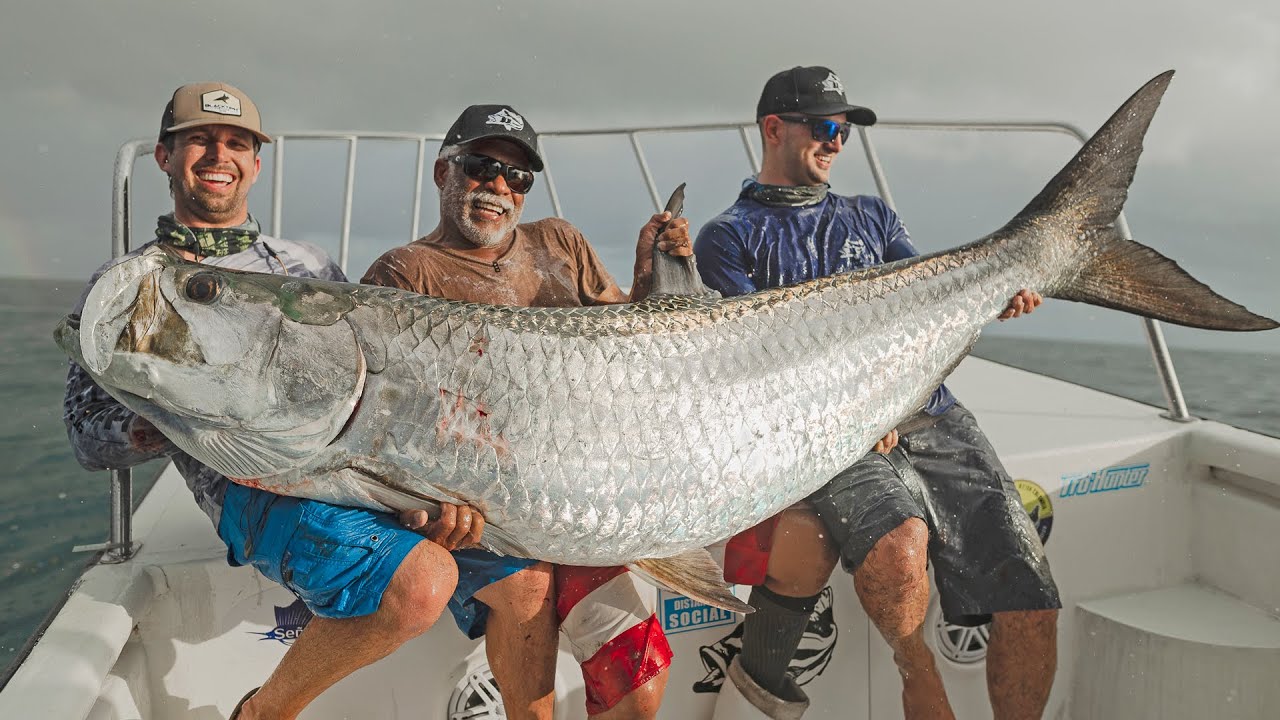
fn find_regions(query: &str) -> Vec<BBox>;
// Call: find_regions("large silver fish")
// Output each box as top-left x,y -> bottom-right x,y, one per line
55,72 -> 1275,611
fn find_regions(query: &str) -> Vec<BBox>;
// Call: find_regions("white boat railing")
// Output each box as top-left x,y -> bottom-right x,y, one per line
94,119 -> 1192,562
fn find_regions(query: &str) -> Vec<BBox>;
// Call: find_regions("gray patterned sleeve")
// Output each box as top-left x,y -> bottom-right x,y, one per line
61,268 -> 178,471
62,359 -> 177,470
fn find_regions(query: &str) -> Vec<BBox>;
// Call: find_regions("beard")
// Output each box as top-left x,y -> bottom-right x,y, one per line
442,168 -> 522,248
174,175 -> 250,225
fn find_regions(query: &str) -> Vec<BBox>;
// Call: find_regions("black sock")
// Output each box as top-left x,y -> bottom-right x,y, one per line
738,586 -> 821,696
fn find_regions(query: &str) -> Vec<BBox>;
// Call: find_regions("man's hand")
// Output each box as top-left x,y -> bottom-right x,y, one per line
128,416 -> 171,453
873,429 -> 899,454
630,211 -> 693,301
655,214 -> 692,258
635,212 -> 692,262
998,289 -> 1043,321
399,503 -> 485,550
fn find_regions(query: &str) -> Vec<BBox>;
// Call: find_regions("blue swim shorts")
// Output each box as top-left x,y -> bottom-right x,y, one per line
218,482 -> 538,631
218,482 -> 424,619
449,548 -> 540,639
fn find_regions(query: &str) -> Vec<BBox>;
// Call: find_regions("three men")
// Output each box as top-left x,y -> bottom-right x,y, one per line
67,76 -> 1065,720
361,104 -> 694,719
695,66 -> 1061,720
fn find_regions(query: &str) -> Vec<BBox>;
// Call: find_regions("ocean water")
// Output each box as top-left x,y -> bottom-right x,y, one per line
0,278 -> 167,674
0,277 -> 1275,675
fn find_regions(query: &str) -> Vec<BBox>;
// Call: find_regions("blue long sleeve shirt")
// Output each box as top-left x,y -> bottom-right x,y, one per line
694,181 -> 957,416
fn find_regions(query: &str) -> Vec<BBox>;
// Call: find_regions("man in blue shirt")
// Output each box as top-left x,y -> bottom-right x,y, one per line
696,66 -> 1060,720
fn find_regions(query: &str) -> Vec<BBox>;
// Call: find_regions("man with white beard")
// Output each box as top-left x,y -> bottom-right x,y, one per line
362,104 -> 692,720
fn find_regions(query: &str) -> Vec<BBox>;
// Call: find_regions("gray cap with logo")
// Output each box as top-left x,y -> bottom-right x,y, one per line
159,82 -> 272,144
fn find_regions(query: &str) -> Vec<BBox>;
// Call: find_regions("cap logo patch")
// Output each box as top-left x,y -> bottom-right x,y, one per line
201,90 -> 243,117
820,72 -> 845,95
486,108 -> 525,131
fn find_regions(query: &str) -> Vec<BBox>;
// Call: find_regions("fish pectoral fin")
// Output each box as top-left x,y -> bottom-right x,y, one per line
630,549 -> 753,614
347,467 -> 534,558
895,408 -> 940,437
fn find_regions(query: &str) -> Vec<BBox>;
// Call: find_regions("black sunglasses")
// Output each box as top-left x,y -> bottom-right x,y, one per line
776,115 -> 854,144
450,153 -> 536,194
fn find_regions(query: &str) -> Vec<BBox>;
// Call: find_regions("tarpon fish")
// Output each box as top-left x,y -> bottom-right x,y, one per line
55,72 -> 1276,611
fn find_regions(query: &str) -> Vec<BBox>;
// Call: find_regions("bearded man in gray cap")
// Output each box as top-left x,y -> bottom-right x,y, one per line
695,66 -> 1060,720
63,83 -> 472,720
363,104 -> 693,720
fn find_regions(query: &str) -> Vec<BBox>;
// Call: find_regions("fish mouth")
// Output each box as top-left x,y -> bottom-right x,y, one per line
124,273 -> 166,354
326,331 -> 367,449
78,250 -> 171,374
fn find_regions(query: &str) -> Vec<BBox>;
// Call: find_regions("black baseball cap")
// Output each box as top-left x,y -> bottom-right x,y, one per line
441,104 -> 544,172
756,66 -> 877,126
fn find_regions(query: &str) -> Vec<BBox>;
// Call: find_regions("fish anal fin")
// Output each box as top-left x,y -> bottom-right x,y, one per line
630,549 -> 753,614
1057,229 -> 1278,331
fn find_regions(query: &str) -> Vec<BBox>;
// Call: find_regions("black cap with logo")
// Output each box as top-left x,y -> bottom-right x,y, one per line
756,66 -> 877,126
441,104 -> 545,172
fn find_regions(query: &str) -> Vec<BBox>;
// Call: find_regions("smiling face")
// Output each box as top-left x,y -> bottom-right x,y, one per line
760,112 -> 847,187
437,138 -> 529,249
155,125 -> 262,227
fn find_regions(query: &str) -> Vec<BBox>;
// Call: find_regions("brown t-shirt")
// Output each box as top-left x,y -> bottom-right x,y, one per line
361,217 -> 628,308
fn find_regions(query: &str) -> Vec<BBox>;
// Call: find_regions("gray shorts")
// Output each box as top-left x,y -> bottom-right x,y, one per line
806,403 -> 1060,626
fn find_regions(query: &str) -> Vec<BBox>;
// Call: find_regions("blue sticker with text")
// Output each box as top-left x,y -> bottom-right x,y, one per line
1059,463 -> 1150,499
658,589 -> 738,635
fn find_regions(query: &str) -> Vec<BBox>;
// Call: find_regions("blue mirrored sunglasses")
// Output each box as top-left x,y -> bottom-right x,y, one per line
776,115 -> 854,144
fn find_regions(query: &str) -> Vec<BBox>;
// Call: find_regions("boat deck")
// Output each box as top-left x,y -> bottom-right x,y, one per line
8,355 -> 1278,719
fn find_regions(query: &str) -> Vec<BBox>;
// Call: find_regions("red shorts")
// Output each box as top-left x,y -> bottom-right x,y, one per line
556,565 -> 673,716
721,515 -> 781,586
554,516 -> 782,714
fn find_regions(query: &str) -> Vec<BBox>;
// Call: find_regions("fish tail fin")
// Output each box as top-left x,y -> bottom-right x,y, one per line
1011,69 -> 1277,331
1055,228 -> 1278,330
630,549 -> 753,614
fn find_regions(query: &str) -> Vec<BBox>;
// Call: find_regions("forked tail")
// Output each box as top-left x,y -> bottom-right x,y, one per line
1008,70 -> 1277,331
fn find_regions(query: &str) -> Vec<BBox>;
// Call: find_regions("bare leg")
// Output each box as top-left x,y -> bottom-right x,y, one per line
591,668 -> 670,720
731,504 -> 840,699
853,517 -> 955,720
474,562 -> 558,720
239,540 -> 456,720
987,609 -> 1057,720
765,504 -> 840,597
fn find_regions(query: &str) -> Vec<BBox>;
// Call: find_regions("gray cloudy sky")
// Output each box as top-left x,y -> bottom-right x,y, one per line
2,0 -> 1277,353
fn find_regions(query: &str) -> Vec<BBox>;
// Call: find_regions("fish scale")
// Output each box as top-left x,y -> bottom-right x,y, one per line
57,72 -> 1278,609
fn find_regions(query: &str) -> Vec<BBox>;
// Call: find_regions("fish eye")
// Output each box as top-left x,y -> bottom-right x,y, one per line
185,273 -> 223,304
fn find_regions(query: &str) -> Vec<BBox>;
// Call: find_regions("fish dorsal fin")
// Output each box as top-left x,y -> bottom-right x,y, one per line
630,548 -> 753,614
649,183 -> 721,299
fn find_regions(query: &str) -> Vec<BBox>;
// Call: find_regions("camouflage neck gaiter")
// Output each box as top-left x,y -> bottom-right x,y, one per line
747,182 -> 830,208
155,213 -> 260,257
